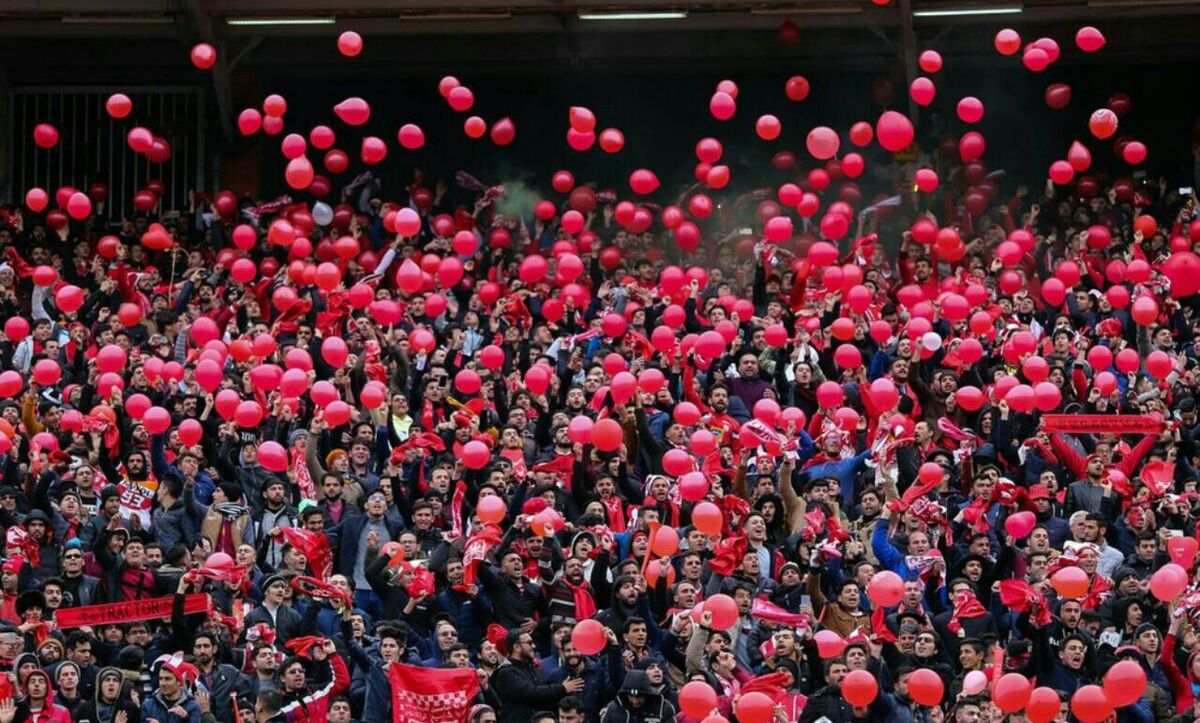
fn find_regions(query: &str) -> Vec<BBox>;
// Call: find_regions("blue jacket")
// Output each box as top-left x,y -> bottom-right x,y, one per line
151,433 -> 216,503
872,517 -> 917,580
341,621 -> 393,723
433,585 -> 493,652
795,450 -> 871,504
141,689 -> 202,723
332,512 -> 404,579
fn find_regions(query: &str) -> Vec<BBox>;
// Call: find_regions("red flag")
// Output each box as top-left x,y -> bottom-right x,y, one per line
750,598 -> 814,632
279,527 -> 334,581
448,481 -> 467,540
462,524 -> 502,587
388,663 -> 480,723
708,536 -> 747,577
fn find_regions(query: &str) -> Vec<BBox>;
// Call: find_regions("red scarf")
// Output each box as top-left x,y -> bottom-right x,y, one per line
1082,573 -> 1112,610
448,482 -> 466,541
708,536 -> 748,577
279,528 -> 334,581
292,445 -> 316,506
871,606 -> 898,643
601,495 -> 627,533
947,591 -> 987,635
562,579 -> 597,619
460,525 -> 503,588
998,580 -> 1053,627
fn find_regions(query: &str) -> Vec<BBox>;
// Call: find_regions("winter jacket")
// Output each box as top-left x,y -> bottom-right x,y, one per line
139,689 -> 202,723
599,671 -> 677,723
493,657 -> 570,723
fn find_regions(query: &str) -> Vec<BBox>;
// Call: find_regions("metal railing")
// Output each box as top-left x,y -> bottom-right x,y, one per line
9,87 -> 206,219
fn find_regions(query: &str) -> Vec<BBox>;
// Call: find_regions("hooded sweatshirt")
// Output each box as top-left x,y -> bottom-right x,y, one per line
72,666 -> 141,723
16,669 -> 72,723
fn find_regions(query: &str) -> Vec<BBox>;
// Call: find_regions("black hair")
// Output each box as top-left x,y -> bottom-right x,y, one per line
622,616 -> 647,634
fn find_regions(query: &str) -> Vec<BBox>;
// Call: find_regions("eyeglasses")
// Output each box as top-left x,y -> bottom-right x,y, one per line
63,554 -> 83,560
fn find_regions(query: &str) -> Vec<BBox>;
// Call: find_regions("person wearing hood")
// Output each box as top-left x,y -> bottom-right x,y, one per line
595,574 -> 643,633
72,666 -> 142,723
12,652 -> 40,698
18,510 -> 60,585
14,668 -> 72,723
599,669 -> 676,723
50,660 -> 82,713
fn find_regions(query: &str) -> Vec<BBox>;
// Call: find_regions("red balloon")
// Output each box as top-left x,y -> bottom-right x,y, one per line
591,418 -> 623,452
336,31 -> 363,57
876,111 -> 914,152
692,502 -> 722,535
849,122 -> 873,146
33,123 -> 59,149
679,682 -> 718,719
1102,660 -> 1146,708
842,670 -> 878,707
1089,108 -> 1119,139
462,441 -> 491,470
704,594 -> 738,630
918,49 -> 943,73
784,75 -> 810,102
866,571 -> 904,607
734,693 -> 774,723
190,43 -> 216,69
257,441 -> 288,472
907,669 -> 944,707
1051,567 -> 1089,598
1071,686 -> 1113,723
907,79 -> 936,107
709,91 -> 736,121
806,126 -> 840,159
995,28 -> 1021,55
993,674 -> 1032,713
1151,563 -> 1188,601
756,115 -> 782,141
490,118 -> 516,147
957,96 -> 984,124
1042,84 -> 1072,113
1026,688 -> 1061,723
142,407 -> 171,435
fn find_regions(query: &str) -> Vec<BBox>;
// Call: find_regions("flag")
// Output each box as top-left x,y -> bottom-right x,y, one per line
388,663 -> 480,723
750,598 -> 814,633
462,524 -> 502,587
279,527 -> 334,581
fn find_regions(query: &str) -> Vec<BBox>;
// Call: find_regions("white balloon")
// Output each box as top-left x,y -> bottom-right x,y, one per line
922,331 -> 943,351
312,202 -> 333,227
963,670 -> 987,696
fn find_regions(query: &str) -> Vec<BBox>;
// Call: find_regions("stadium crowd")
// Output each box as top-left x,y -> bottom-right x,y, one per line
0,98 -> 1199,723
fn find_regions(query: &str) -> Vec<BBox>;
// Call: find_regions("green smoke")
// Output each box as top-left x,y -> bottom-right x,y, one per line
493,179 -> 541,220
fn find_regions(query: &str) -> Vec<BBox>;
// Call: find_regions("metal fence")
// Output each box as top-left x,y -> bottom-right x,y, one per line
8,87 -> 206,218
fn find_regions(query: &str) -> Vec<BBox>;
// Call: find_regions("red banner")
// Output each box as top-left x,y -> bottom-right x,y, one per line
54,593 -> 211,629
1040,414 -> 1165,435
388,663 -> 480,723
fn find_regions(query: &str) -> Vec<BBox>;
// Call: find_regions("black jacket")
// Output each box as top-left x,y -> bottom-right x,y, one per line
197,662 -> 251,722
600,671 -> 677,723
493,658 -> 569,723
244,603 -> 304,645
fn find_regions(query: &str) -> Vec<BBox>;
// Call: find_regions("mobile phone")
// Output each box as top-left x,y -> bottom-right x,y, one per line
1180,187 -> 1194,196
1169,529 -> 1185,538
